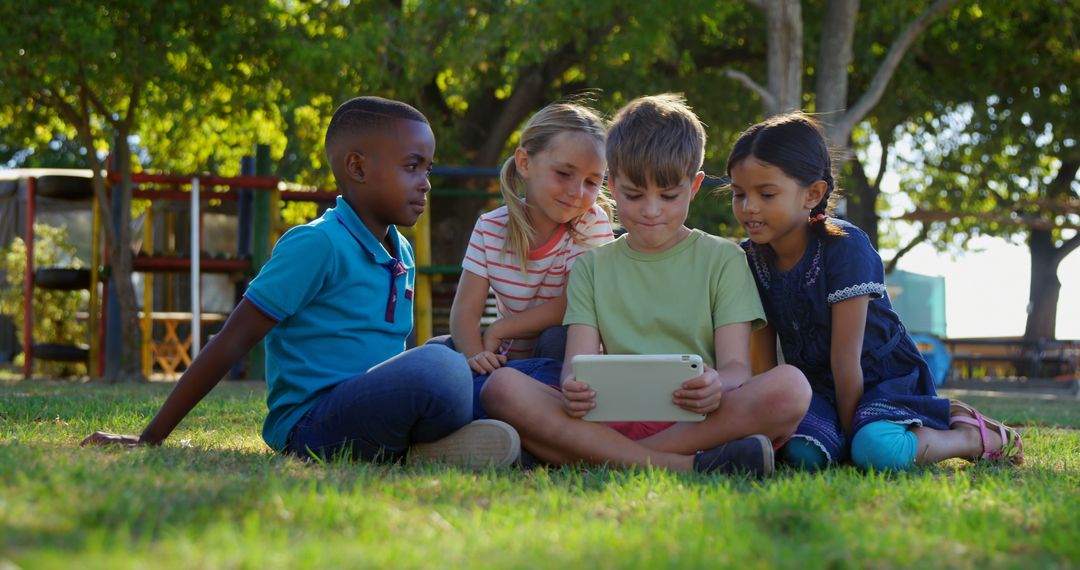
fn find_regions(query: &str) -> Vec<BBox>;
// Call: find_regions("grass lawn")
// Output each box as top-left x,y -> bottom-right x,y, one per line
2,379 -> 1079,569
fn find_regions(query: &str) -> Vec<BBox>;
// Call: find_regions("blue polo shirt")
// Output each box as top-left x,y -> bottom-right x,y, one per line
245,196 -> 415,451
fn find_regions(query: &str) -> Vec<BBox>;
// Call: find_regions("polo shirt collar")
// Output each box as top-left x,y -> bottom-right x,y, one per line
331,195 -> 402,264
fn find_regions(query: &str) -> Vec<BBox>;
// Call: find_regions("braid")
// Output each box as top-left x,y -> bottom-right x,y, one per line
810,170 -> 834,219
810,169 -> 846,237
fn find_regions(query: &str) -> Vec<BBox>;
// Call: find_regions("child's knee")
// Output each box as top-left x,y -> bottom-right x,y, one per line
478,368 -> 520,412
756,365 -> 811,424
413,345 -> 472,406
779,437 -> 830,471
850,421 -> 918,471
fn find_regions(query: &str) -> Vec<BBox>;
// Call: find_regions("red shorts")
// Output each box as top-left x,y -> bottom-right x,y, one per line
605,421 -> 676,441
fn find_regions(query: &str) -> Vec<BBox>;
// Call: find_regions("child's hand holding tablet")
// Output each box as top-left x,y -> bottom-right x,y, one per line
571,354 -> 710,422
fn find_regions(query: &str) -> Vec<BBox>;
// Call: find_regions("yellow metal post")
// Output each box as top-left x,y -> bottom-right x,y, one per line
141,207 -> 154,378
414,207 -> 432,344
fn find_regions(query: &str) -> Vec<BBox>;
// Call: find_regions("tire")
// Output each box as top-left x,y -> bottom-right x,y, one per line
32,343 -> 89,362
34,268 -> 91,290
35,175 -> 94,200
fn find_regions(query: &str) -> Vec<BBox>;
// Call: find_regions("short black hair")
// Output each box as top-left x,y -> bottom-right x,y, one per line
324,96 -> 429,148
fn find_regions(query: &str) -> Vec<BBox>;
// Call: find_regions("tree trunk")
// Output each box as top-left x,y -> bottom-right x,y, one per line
846,151 -> 880,247
1024,228 -> 1060,343
105,131 -> 145,383
761,0 -> 803,115
815,0 -> 859,122
1023,158 -> 1080,345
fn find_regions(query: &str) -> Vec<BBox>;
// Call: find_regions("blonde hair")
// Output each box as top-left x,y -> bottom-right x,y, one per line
606,93 -> 706,188
499,101 -> 612,272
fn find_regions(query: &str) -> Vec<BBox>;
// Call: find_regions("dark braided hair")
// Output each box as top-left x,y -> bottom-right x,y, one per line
726,113 -> 846,239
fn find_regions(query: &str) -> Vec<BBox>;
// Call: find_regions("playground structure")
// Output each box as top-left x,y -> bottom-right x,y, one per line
9,160 -> 1074,386
7,156 -> 500,379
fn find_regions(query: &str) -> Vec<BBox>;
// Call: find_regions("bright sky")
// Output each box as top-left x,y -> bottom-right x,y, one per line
869,134 -> 1080,340
884,235 -> 1080,340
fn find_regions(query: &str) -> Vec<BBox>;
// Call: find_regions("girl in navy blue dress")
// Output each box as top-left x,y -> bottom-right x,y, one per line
726,113 -> 1023,470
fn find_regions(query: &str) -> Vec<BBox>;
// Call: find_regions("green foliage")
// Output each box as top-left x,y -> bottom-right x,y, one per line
860,0 -> 1079,251
2,381 -> 1079,568
0,225 -> 88,377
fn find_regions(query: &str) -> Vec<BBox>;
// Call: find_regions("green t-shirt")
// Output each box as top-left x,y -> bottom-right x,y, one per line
563,229 -> 765,368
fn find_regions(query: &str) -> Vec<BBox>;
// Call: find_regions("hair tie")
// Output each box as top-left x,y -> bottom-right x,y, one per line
810,213 -> 826,224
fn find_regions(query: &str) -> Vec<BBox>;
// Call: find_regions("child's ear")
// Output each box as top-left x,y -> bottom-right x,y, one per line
688,171 -> 706,201
804,180 -> 828,209
344,151 -> 367,183
513,147 -> 530,178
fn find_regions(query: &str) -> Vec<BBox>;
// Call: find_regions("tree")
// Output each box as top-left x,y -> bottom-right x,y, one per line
0,1 -> 283,380
715,0 -> 960,250
888,0 -> 1079,342
267,1 -> 764,256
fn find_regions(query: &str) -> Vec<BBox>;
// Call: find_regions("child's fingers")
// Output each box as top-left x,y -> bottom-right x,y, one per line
562,396 -> 594,418
468,359 -> 490,375
673,385 -> 722,413
469,352 -> 502,374
562,379 -> 591,393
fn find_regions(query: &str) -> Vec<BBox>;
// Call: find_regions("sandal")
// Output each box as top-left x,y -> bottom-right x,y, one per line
949,401 -> 1024,465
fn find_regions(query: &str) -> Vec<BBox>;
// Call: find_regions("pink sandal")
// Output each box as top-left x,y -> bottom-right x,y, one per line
949,401 -> 1024,465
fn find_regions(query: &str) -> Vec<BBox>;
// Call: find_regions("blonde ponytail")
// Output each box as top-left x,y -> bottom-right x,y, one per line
497,99 -> 609,273
499,154 -> 535,273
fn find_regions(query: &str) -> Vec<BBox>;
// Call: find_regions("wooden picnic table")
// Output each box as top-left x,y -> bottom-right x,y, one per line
143,311 -> 228,376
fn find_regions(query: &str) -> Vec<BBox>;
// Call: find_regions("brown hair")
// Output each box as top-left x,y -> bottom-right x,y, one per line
606,93 -> 706,188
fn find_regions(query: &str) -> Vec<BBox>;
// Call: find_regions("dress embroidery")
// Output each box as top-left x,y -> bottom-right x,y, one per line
826,282 -> 887,304
747,245 -> 771,289
804,240 -> 823,287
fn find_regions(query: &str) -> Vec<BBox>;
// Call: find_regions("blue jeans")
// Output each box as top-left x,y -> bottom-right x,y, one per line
285,344 -> 473,462
426,325 -> 568,362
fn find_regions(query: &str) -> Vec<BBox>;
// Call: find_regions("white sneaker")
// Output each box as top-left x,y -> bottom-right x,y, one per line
409,419 -> 521,469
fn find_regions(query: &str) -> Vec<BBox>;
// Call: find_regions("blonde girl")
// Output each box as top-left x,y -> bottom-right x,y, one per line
436,101 -> 614,375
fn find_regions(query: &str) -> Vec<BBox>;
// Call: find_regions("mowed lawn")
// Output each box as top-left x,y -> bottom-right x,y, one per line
2,380 -> 1079,569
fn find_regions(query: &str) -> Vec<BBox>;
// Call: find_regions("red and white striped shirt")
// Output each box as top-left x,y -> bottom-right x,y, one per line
461,204 -> 614,357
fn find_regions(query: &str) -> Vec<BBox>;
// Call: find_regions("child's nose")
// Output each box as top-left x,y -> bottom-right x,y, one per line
567,180 -> 585,198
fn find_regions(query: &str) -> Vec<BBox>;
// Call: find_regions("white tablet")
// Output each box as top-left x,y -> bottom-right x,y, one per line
571,354 -> 707,422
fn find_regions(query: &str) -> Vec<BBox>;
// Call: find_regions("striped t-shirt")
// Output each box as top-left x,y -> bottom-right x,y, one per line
461,204 -> 614,357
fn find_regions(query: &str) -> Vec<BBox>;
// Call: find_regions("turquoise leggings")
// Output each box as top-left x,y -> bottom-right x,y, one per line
780,420 -> 919,471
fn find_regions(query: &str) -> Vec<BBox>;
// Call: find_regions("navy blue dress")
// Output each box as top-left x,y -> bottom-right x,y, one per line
741,219 -> 950,463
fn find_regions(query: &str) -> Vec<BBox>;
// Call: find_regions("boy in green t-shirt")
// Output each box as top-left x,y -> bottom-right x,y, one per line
480,94 -> 811,476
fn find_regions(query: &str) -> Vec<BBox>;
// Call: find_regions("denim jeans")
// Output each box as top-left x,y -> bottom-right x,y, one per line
426,325 -> 568,362
285,344 -> 473,462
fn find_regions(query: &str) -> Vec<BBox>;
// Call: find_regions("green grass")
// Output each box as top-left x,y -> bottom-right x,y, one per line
2,380 -> 1079,569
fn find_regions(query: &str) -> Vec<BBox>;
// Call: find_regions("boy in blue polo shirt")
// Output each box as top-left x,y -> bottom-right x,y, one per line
83,97 -> 520,468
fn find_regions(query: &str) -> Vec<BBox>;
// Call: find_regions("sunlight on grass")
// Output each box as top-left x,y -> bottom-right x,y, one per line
2,380 -> 1079,569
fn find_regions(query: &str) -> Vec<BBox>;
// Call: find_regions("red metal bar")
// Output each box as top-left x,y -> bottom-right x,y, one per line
133,189 -> 239,201
23,178 -> 35,378
133,256 -> 251,273
279,190 -> 339,203
109,172 -> 279,189
132,188 -> 339,203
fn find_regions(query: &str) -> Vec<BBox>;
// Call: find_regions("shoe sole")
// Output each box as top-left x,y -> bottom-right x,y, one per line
409,419 -> 521,469
749,434 -> 776,478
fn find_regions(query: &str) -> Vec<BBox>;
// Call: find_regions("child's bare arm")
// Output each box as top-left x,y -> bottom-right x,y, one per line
449,271 -> 506,373
82,298 -> 276,447
482,292 -> 567,353
750,324 -> 779,375
831,296 -> 869,437
559,324 -> 601,418
449,271 -> 492,355
674,322 -> 752,413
